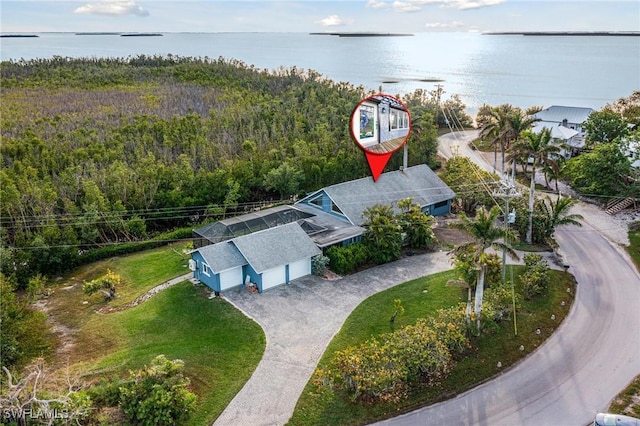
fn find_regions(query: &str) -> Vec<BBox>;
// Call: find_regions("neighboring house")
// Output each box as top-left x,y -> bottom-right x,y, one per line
351,95 -> 410,153
191,222 -> 321,293
624,140 -> 640,169
191,164 -> 455,292
532,105 -> 595,158
531,123 -> 580,159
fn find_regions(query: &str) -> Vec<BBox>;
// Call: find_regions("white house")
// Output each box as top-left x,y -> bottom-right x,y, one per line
533,105 -> 595,158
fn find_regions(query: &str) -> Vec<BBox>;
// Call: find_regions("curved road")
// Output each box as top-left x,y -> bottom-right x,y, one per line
374,132 -> 640,425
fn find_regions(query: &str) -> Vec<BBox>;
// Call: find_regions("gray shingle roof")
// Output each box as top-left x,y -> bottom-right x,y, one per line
231,222 -> 321,273
196,242 -> 247,272
534,106 -> 594,125
315,164 -> 455,226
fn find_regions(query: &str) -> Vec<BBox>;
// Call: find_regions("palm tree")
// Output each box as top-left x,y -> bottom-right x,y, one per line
451,206 -> 519,331
536,195 -> 584,246
505,110 -> 540,160
479,105 -> 511,173
509,128 -> 564,244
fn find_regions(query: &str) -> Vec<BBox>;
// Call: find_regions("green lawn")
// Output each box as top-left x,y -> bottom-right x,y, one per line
44,243 -> 266,425
77,283 -> 265,425
288,267 -> 575,426
50,243 -> 190,328
608,374 -> 640,418
627,227 -> 640,271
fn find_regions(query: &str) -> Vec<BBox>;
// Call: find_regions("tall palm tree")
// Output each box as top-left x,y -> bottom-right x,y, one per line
479,105 -> 511,173
536,195 -> 584,246
452,206 -> 519,331
505,110 -> 540,166
509,128 -> 564,244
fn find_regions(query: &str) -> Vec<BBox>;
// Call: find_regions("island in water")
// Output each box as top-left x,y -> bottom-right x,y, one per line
310,32 -> 413,37
1,34 -> 39,38
484,31 -> 640,36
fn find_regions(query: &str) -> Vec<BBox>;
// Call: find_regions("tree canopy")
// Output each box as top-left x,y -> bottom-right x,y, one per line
0,56 -> 444,284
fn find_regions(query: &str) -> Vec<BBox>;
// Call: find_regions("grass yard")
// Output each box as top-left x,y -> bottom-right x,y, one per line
47,243 -> 190,328
608,374 -> 640,418
627,226 -> 640,271
42,243 -> 266,425
77,283 -> 265,425
288,267 -> 575,426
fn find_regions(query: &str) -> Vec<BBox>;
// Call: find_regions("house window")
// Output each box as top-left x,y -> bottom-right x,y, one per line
309,195 -> 323,208
390,109 -> 409,130
202,263 -> 211,276
331,201 -> 344,215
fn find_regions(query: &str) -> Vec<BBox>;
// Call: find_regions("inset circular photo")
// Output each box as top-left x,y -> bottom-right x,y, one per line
349,94 -> 411,154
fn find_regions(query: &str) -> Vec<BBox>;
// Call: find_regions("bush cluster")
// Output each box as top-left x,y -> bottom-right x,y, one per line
520,253 -> 550,299
326,243 -> 369,275
314,306 -> 469,403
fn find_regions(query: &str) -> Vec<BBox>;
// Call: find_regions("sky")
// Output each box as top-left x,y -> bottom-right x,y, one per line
1,0 -> 639,34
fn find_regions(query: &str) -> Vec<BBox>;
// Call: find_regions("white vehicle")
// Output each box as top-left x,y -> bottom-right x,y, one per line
594,413 -> 640,426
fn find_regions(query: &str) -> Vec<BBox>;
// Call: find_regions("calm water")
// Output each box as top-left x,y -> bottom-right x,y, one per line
2,32 -> 639,112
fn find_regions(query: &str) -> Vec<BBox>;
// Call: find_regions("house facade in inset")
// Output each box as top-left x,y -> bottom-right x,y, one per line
191,164 -> 455,292
352,95 -> 410,154
533,105 -> 595,157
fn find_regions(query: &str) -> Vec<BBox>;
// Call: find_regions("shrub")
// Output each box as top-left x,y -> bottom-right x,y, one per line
326,243 -> 369,275
520,254 -> 550,299
119,355 -> 196,426
318,319 -> 455,403
83,269 -> 121,301
311,254 -> 330,276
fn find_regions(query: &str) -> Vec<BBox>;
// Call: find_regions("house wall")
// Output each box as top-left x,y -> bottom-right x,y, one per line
243,264 -> 261,290
299,190 -> 349,221
378,106 -> 410,144
422,200 -> 451,217
192,251 -> 221,292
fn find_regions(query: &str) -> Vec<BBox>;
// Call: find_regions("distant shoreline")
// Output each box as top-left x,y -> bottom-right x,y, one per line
484,31 -> 640,36
310,32 -> 413,37
1,34 -> 39,38
121,33 -> 163,37
76,32 -> 122,36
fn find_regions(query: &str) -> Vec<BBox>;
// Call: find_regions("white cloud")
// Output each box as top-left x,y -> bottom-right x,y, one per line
408,0 -> 505,9
425,20 -> 464,28
366,0 -> 390,9
316,15 -> 344,27
455,0 -> 505,10
393,1 -> 422,12
74,0 -> 149,17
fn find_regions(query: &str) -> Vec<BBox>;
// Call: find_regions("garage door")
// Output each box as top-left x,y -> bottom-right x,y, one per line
288,258 -> 311,281
219,267 -> 243,291
261,266 -> 286,291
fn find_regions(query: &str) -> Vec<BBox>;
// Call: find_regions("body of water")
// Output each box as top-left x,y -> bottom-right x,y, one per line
2,32 -> 639,114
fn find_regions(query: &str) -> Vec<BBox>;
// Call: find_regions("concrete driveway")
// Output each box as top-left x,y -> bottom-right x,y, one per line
214,251 -> 452,426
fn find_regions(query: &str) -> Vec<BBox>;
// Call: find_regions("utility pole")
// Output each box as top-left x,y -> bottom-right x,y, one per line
434,84 -> 444,128
493,161 -> 520,335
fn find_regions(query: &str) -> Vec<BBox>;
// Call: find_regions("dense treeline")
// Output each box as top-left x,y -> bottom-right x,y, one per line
1,55 -> 455,284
